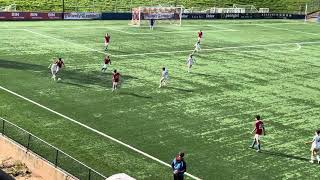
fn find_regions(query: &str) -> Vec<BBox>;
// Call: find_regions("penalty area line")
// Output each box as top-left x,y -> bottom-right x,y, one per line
0,85 -> 202,180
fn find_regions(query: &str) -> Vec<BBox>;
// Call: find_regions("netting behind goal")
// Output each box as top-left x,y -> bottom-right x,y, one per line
131,6 -> 183,27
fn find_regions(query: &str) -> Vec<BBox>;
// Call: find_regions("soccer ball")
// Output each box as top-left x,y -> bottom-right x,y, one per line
57,78 -> 61,81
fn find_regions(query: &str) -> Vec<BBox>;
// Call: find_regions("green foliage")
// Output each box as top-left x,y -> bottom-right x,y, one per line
0,0 -> 314,13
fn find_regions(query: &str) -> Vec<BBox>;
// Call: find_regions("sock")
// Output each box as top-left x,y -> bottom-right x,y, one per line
250,140 -> 256,148
257,143 -> 261,150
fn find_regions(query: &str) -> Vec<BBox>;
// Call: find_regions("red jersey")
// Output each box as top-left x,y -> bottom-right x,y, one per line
105,36 -> 110,43
112,73 -> 120,82
56,60 -> 64,68
255,120 -> 264,135
104,57 -> 111,65
198,31 -> 203,38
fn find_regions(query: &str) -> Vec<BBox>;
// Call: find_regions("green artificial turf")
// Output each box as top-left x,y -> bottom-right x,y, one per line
1,19 -> 320,179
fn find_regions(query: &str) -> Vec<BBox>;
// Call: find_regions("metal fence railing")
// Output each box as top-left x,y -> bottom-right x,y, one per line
0,117 -> 107,180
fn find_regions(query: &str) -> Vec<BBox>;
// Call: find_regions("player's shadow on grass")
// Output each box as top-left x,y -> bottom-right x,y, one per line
119,91 -> 152,99
167,87 -> 194,93
263,150 -> 309,162
0,59 -> 137,88
191,72 -> 214,78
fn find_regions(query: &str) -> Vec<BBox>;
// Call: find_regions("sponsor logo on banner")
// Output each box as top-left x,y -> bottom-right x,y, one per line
143,13 -> 174,20
64,12 -> 102,19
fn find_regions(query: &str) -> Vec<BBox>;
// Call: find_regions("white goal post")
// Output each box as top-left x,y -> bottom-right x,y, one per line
131,6 -> 183,27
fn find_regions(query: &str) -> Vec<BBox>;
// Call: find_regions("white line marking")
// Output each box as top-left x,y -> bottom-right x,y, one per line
111,41 -> 320,57
0,85 -> 202,180
23,29 -> 108,55
256,24 -> 320,36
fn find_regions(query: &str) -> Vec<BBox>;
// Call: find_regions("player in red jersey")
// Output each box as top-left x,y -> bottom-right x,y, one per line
101,55 -> 111,73
104,33 -> 111,51
198,30 -> 203,42
49,58 -> 65,81
112,69 -> 121,92
250,115 -> 266,152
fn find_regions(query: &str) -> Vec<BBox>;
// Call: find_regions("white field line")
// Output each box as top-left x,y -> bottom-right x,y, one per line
111,41 -> 320,57
256,24 -> 320,36
23,29 -> 108,55
0,85 -> 202,180
0,27 -> 238,34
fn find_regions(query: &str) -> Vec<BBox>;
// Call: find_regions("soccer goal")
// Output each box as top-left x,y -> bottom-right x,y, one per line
131,6 -> 183,27
233,4 -> 258,13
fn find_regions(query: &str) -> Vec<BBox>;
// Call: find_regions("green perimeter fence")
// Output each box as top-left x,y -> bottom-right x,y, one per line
0,117 -> 107,180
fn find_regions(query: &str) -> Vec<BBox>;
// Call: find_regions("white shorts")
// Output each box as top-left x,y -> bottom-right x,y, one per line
51,64 -> 59,74
254,134 -> 261,141
311,143 -> 320,151
102,64 -> 108,69
105,42 -> 109,46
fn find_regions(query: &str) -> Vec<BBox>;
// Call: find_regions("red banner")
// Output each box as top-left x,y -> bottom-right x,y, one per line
0,12 -> 62,20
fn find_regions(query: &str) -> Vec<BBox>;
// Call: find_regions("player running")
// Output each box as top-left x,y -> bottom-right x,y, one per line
250,115 -> 266,152
112,69 -> 121,92
159,67 -> 169,88
101,55 -> 111,73
194,40 -> 201,53
305,130 -> 320,163
198,30 -> 203,41
186,54 -> 195,73
49,58 -> 64,81
104,33 -> 111,51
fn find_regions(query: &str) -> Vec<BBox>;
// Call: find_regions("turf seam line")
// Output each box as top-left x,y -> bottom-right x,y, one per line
111,41 -> 320,57
256,24 -> 320,36
0,85 -> 202,180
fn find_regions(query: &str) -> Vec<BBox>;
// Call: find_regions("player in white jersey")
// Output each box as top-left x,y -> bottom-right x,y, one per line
159,67 -> 168,88
49,58 -> 64,81
194,40 -> 201,53
305,130 -> 320,163
186,54 -> 195,73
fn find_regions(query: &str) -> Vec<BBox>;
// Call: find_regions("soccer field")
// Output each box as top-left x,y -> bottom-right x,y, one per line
1,19 -> 320,179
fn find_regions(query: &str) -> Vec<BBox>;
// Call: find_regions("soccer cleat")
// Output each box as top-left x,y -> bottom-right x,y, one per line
310,160 -> 314,163
256,149 -> 261,153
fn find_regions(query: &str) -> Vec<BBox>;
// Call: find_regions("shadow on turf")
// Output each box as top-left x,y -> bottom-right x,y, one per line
0,59 -> 137,88
262,150 -> 309,162
119,91 -> 152,99
166,86 -> 194,93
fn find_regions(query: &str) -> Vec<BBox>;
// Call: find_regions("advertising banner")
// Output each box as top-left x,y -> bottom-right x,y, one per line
0,12 -> 62,20
64,12 -> 101,20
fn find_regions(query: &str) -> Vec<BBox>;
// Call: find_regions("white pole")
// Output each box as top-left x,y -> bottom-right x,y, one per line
138,7 -> 141,27
305,3 -> 308,22
179,7 -> 183,26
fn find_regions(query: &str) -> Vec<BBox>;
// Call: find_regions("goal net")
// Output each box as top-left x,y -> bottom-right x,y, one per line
131,6 -> 183,27
233,4 -> 258,13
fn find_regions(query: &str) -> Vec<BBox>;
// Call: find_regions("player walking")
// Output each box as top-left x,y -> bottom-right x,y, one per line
250,115 -> 265,152
49,58 -> 64,81
112,69 -> 121,92
101,55 -> 111,72
159,67 -> 169,88
186,54 -> 195,73
305,130 -> 320,163
104,33 -> 111,51
198,30 -> 203,42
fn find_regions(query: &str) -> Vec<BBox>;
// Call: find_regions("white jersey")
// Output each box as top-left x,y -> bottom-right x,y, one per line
162,69 -> 168,79
195,42 -> 201,49
187,57 -> 194,65
312,135 -> 320,148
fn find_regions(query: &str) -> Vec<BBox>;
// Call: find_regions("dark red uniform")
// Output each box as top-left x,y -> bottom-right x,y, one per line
105,36 -> 110,43
198,31 -> 203,39
56,60 -> 64,68
104,57 -> 111,65
112,73 -> 120,82
255,120 -> 264,135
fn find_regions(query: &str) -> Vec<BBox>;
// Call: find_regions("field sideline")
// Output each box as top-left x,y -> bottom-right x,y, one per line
1,20 -> 320,179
